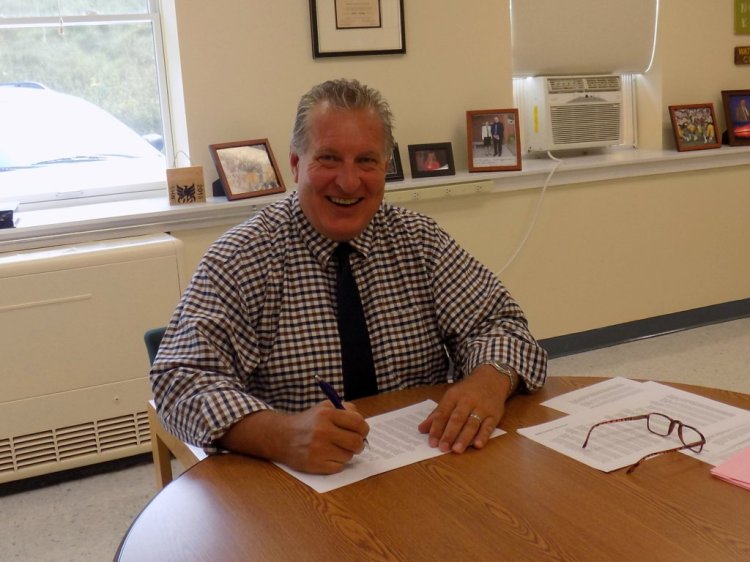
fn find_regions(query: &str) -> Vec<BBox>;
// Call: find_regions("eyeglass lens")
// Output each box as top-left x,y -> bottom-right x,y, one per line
646,413 -> 704,452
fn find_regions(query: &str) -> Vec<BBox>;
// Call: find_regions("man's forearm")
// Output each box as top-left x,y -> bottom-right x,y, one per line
216,410 -> 289,461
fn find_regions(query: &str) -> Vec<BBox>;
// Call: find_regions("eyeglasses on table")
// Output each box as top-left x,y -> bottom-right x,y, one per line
581,412 -> 706,474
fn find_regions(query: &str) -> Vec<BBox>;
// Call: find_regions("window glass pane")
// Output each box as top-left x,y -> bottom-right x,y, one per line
0,1 -> 148,18
1,24 -> 161,137
0,13 -> 167,203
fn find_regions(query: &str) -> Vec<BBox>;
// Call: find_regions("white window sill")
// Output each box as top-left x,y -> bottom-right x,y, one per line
2,145 -> 749,253
384,145 -> 750,202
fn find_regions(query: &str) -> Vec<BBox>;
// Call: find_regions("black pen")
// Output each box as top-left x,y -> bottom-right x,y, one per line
314,375 -> 369,447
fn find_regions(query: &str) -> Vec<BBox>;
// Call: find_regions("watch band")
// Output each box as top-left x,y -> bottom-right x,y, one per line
486,362 -> 519,398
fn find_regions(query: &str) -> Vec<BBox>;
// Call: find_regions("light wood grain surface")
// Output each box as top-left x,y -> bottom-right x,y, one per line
116,378 -> 750,562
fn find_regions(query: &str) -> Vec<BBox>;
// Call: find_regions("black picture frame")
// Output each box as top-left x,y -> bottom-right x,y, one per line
407,142 -> 455,179
309,0 -> 406,58
208,139 -> 286,201
385,143 -> 404,182
721,89 -> 750,146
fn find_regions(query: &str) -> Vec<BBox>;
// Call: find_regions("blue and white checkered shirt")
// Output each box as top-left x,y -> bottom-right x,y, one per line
150,192 -> 547,447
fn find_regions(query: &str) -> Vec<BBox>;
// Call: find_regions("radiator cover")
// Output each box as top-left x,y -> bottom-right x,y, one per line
0,234 -> 183,483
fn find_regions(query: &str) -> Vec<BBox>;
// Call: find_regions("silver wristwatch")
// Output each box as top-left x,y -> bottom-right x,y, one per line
486,362 -> 519,398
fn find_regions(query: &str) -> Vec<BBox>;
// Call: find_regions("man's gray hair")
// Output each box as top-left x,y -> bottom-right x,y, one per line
291,78 -> 395,156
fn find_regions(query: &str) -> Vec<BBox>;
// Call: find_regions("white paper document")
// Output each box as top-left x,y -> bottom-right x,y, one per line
276,399 -> 505,493
519,378 -> 750,472
541,376 -> 647,414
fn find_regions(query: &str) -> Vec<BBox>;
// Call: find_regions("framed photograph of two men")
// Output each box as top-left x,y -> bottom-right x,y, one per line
466,109 -> 522,172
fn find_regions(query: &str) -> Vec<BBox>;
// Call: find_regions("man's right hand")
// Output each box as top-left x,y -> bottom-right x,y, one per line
217,402 -> 369,474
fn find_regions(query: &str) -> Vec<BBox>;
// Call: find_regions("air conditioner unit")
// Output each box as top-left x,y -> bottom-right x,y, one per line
521,75 -> 624,152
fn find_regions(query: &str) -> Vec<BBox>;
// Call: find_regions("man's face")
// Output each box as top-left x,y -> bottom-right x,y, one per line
291,103 -> 387,242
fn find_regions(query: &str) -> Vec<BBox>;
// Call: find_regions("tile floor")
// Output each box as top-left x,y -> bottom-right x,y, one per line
547,317 -> 750,394
1,318 -> 748,561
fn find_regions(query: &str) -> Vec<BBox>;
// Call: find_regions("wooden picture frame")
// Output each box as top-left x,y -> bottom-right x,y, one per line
466,109 -> 522,172
668,103 -> 722,152
209,139 -> 285,201
407,142 -> 455,179
721,90 -> 750,146
309,0 -> 405,58
385,143 -> 404,182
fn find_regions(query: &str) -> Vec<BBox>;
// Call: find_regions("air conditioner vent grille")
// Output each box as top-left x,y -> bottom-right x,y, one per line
0,439 -> 12,473
547,75 -> 621,94
0,411 -> 149,475
547,77 -> 585,93
550,103 -> 622,145
583,76 -> 621,91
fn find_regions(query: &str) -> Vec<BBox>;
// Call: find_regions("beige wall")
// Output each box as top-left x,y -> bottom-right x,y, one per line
170,0 -> 750,339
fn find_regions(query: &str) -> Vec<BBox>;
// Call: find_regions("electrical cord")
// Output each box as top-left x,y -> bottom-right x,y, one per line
496,151 -> 563,276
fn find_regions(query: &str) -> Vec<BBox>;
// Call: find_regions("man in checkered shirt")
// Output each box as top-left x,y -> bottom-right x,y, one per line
151,79 -> 547,475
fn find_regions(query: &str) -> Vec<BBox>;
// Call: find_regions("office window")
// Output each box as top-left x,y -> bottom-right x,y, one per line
0,1 -> 172,205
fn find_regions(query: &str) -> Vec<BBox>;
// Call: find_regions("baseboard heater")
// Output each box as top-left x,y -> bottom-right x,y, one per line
0,234 -> 184,483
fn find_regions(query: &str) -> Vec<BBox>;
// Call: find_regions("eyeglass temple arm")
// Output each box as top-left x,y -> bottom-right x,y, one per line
626,437 -> 706,474
581,414 -> 651,448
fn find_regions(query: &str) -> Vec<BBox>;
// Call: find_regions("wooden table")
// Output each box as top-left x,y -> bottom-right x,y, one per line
116,377 -> 750,561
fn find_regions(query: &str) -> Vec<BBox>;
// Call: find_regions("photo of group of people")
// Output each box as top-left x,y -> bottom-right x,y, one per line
669,104 -> 720,151
669,92 -> 750,151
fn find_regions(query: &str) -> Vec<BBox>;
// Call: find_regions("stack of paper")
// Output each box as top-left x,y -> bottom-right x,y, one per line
711,446 -> 750,491
277,399 -> 505,493
517,377 -> 750,473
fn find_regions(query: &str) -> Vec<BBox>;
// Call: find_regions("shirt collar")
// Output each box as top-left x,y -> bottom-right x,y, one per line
290,191 -> 384,267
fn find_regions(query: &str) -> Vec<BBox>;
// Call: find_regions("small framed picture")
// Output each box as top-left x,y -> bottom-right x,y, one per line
466,109 -> 522,172
209,139 -> 285,200
407,142 -> 455,179
721,90 -> 750,146
385,143 -> 404,182
668,104 -> 722,151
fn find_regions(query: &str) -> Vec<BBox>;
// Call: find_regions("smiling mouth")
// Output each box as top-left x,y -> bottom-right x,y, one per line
328,196 -> 361,206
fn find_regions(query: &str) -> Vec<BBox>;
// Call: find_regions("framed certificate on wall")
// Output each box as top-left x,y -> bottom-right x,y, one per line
309,0 -> 405,57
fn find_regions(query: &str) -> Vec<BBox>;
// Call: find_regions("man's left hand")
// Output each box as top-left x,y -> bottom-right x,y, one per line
417,364 -> 510,453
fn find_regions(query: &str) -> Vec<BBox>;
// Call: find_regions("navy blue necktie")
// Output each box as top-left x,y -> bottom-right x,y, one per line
334,243 -> 378,400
